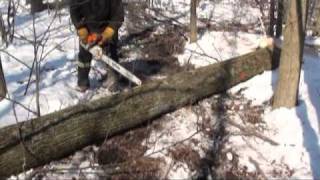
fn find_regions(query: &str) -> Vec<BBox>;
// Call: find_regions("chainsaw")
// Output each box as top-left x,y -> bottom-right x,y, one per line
80,33 -> 142,86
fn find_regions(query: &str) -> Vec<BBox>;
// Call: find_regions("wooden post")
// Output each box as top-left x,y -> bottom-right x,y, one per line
190,0 -> 197,43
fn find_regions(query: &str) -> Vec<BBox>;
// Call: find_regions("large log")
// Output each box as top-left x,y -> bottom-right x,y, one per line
0,47 -> 279,178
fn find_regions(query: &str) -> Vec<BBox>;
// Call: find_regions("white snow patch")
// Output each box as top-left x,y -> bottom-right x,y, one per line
178,31 -> 262,67
226,48 -> 320,179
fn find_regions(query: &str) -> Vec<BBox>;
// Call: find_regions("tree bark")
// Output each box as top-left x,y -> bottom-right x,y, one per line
190,0 -> 197,43
312,1 -> 320,35
0,47 -> 280,178
0,59 -> 7,101
0,12 -> 7,47
269,0 -> 276,36
301,0 -> 310,31
30,0 -> 45,14
273,0 -> 308,108
276,0 -> 284,38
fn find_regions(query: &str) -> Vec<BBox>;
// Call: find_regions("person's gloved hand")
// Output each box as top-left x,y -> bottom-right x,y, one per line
77,27 -> 89,43
99,26 -> 115,45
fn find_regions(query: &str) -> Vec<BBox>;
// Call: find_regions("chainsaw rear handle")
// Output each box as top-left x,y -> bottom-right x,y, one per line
87,33 -> 102,44
80,33 -> 102,49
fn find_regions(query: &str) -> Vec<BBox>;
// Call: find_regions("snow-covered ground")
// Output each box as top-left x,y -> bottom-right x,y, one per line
0,0 -> 263,127
1,0 -> 320,179
228,47 -> 320,178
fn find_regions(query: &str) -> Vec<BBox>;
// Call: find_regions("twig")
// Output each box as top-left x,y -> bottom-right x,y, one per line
32,14 -> 41,117
9,92 -> 43,175
226,119 -> 279,146
186,48 -> 220,62
0,49 -> 31,69
249,156 -> 268,179
40,36 -> 73,61
258,15 -> 267,37
24,58 -> 36,96
0,95 -> 37,115
24,9 -> 62,96
144,130 -> 200,157
196,42 -> 220,62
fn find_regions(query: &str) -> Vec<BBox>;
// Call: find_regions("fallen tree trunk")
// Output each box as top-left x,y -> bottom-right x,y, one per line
0,47 -> 279,178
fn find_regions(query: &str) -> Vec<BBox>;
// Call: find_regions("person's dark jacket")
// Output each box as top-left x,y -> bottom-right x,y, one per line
69,0 -> 124,33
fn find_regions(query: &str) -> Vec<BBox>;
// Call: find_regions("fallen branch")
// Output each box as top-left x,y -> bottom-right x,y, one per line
226,119 -> 280,146
249,157 -> 268,179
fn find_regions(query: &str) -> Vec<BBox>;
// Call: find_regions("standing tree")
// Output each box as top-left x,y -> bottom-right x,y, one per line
273,0 -> 309,108
0,58 -> 7,101
269,0 -> 276,36
190,0 -> 198,43
275,0 -> 284,38
29,0 -> 45,14
312,1 -> 320,35
0,13 -> 7,101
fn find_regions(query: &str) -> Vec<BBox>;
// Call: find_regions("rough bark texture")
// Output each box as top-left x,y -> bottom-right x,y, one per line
302,0 -> 310,31
276,0 -> 284,38
190,0 -> 197,43
0,59 -> 7,101
273,0 -> 307,108
30,0 -> 45,14
0,13 -> 6,46
269,0 -> 276,36
313,1 -> 320,35
0,47 -> 279,178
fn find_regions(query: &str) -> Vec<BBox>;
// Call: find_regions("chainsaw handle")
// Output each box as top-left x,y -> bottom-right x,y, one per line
87,33 -> 102,44
80,33 -> 102,50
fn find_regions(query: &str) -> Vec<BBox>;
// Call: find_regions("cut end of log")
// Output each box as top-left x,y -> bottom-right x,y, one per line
258,37 -> 275,49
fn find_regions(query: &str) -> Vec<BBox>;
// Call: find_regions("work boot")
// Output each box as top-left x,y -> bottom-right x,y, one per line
76,67 -> 90,93
102,68 -> 121,92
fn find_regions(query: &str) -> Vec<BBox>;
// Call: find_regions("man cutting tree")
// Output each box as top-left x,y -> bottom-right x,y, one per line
70,0 -> 124,92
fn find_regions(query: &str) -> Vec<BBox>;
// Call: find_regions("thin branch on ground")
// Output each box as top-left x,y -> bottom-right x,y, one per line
1,95 -> 37,115
0,49 -> 31,69
249,156 -> 268,179
226,119 -> 279,146
144,130 -> 200,157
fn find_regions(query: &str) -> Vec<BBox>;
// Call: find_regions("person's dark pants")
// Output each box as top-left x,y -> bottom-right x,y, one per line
77,34 -> 119,87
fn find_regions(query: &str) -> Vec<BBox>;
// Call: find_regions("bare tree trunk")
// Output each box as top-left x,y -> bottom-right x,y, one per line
273,0 -> 309,108
269,0 -> 276,36
1,0 -> 17,47
190,0 -> 197,43
0,47 -> 280,178
0,12 -> 7,101
32,15 -> 41,117
276,0 -> 284,38
30,0 -> 45,14
312,0 -> 320,35
0,12 -> 7,46
302,0 -> 310,31
0,58 -> 7,101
